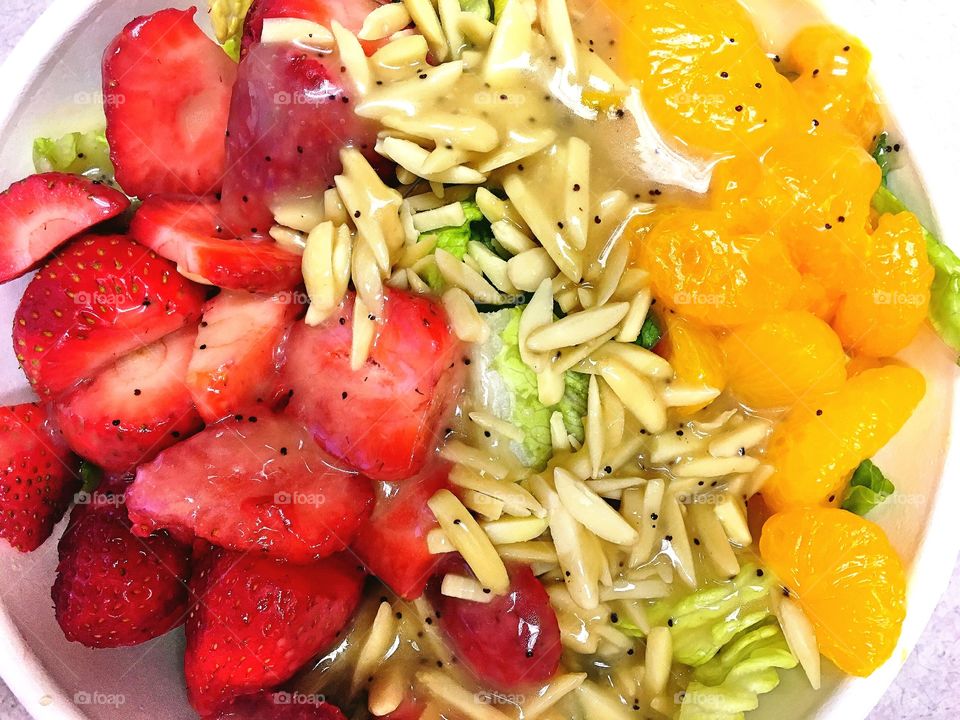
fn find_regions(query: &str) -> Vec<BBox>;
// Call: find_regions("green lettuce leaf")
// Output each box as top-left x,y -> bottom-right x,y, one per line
647,564 -> 774,667
33,129 -> 114,185
871,132 -> 896,183
679,622 -> 798,720
871,142 -> 960,355
209,0 -> 253,60
432,201 -> 494,260
460,0 -> 492,20
636,312 -> 662,350
841,459 -> 895,516
492,0 -> 509,22
491,308 -> 588,468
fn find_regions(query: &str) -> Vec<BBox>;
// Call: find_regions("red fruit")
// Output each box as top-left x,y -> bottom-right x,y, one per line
102,8 -> 237,197
52,492 -> 191,648
212,692 -> 347,720
352,465 -> 450,600
0,403 -> 79,552
187,291 -> 301,423
126,413 -> 373,562
130,196 -> 303,293
241,0 -> 378,56
0,173 -> 129,282
13,235 -> 206,396
220,42 -> 384,235
278,291 -> 464,481
429,563 -> 562,691
184,548 -> 364,716
53,326 -> 204,472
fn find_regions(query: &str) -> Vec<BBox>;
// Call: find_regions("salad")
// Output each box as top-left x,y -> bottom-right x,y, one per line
0,0 -> 955,718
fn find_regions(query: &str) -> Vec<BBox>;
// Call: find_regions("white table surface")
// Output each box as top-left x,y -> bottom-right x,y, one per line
1,1 -> 958,718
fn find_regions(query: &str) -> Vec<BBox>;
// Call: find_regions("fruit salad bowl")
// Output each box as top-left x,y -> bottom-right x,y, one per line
0,1 -> 958,719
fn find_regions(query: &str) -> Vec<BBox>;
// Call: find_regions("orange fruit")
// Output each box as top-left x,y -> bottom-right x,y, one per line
659,313 -> 726,414
721,311 -> 847,409
760,507 -> 906,676
753,133 -> 881,292
761,365 -> 924,511
604,0 -> 795,157
833,212 -> 934,357
638,208 -> 801,327
785,26 -> 882,148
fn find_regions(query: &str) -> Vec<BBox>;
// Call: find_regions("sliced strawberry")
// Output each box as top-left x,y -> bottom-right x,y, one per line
187,291 -> 301,423
126,413 -> 373,562
352,465 -> 449,600
220,42 -> 384,235
185,548 -> 364,716
278,290 -> 465,482
53,326 -> 204,472
212,693 -> 347,720
0,403 -> 79,552
130,196 -> 302,293
102,8 -> 237,197
0,173 -> 129,282
13,235 -> 207,397
428,563 -> 562,691
241,0 -> 379,56
52,489 -> 191,648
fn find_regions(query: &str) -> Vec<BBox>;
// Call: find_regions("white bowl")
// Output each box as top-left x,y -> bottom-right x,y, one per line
0,1 -> 958,718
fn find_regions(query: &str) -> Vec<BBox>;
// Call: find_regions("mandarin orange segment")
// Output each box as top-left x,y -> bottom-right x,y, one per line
605,0 -> 795,157
785,26 -> 882,148
721,311 -> 847,409
761,365 -> 925,511
638,209 -> 801,327
760,507 -> 906,676
833,212 -> 934,357
659,313 -> 726,414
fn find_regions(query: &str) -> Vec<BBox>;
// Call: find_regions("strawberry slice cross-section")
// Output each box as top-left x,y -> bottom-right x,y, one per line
0,172 -> 129,283
186,290 -> 302,423
53,325 -> 204,472
126,413 -> 373,562
102,8 -> 237,198
13,234 -> 207,397
130,196 -> 303,293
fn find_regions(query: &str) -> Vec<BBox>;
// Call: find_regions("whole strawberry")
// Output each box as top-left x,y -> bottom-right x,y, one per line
185,548 -> 365,716
0,402 -> 79,552
52,488 -> 191,648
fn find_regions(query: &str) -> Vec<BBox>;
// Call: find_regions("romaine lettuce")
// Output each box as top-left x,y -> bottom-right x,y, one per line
33,129 -> 114,185
871,140 -> 960,355
481,308 -> 588,468
647,564 -> 774,667
679,622 -> 798,720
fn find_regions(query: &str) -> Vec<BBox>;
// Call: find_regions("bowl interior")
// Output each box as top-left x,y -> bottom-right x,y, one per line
0,1 -> 957,719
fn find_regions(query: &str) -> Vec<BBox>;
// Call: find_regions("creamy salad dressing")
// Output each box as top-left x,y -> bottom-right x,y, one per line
285,0 -> 955,718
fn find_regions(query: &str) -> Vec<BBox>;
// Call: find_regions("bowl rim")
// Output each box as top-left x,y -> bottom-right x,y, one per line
0,1 -> 958,719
